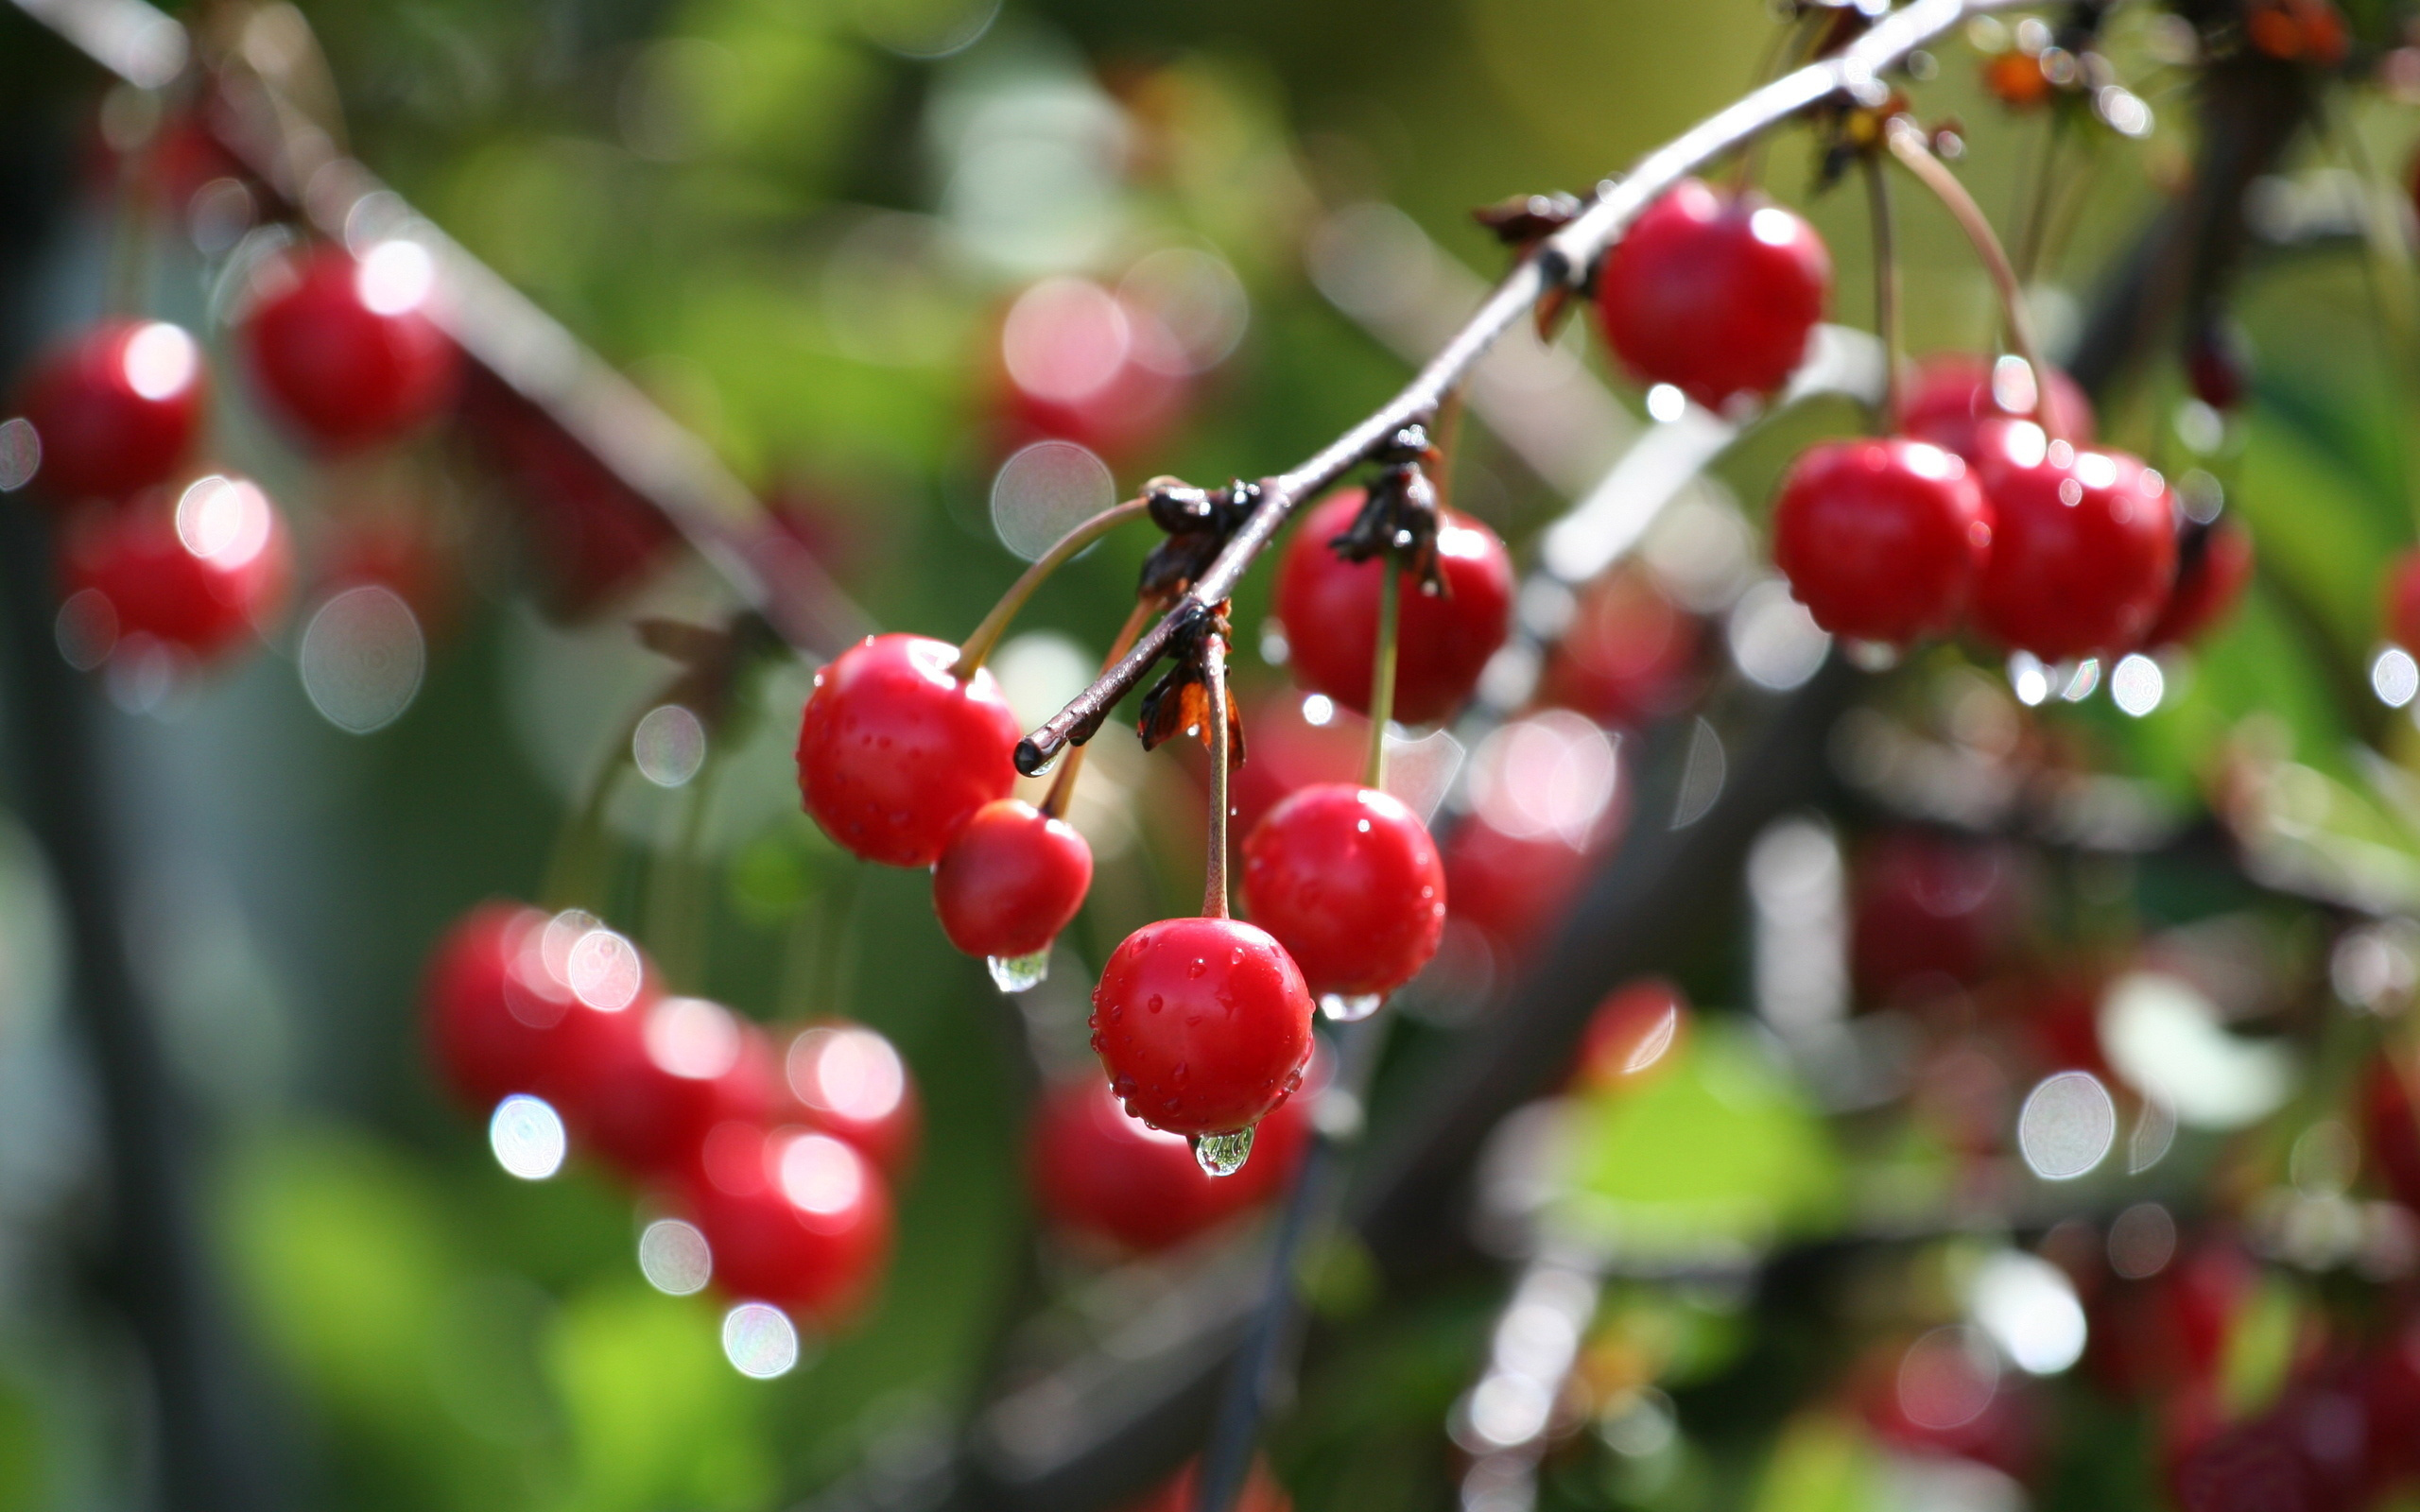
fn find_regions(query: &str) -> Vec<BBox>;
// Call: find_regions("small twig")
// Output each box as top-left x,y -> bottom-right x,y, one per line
1884,114 -> 2068,447
954,498 -> 1150,679
2012,106 -> 2067,287
1202,631 -> 1232,920
1863,153 -> 1902,433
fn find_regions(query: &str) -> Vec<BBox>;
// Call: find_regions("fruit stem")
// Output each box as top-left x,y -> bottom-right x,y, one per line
953,497 -> 1150,680
1884,115 -> 2070,449
1201,628 -> 1233,920
2011,105 -> 2066,288
1363,553 -> 1402,791
540,715 -> 639,913
1863,152 -> 1902,435
1041,598 -> 1155,820
644,742 -> 719,988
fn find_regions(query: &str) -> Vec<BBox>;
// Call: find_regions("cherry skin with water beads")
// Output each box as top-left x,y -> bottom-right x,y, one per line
931,799 -> 1094,961
241,244 -> 459,453
1770,438 -> 1991,644
795,632 -> 1023,868
683,1125 -> 892,1322
1028,1071 -> 1314,1254
1090,916 -> 1315,1142
1272,490 -> 1513,727
1241,783 -> 1445,1001
1594,178 -> 1831,413
59,477 -> 292,661
14,320 -> 207,502
1969,426 -> 2179,662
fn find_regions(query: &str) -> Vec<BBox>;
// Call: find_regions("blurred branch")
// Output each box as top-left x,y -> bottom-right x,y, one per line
8,0 -> 873,659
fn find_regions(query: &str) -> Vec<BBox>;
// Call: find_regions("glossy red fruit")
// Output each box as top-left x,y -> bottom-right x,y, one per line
1090,917 -> 1315,1138
424,902 -> 573,1111
548,994 -> 781,1179
685,1126 -> 891,1321
1572,979 -> 1690,1092
784,1022 -> 920,1177
1028,1071 -> 1314,1253
13,320 -> 206,501
240,242 -> 459,453
996,277 -> 1188,462
932,799 -> 1094,960
1852,831 -> 2022,1004
1272,490 -> 1513,727
59,477 -> 291,661
2144,517 -> 2254,649
1595,178 -> 1831,413
2383,549 -> 2420,651
1771,438 -> 1991,644
796,633 -> 1023,868
1540,567 -> 1699,728
1241,783 -> 1445,1000
1902,353 -> 2096,462
1970,428 -> 2178,661
1119,1456 -> 1291,1512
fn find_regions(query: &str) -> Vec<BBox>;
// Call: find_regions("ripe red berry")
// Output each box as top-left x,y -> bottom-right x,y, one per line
239,242 -> 459,453
784,1022 -> 920,1176
1851,831 -> 2021,1004
1902,353 -> 2096,462
13,320 -> 206,501
1272,490 -> 1513,727
1028,1072 -> 1314,1253
424,902 -> 573,1111
1090,917 -> 1315,1140
684,1125 -> 891,1321
2143,517 -> 2254,649
1595,179 -> 1831,413
1771,438 -> 1991,644
547,994 -> 781,1180
795,633 -> 1023,868
1969,428 -> 2179,662
931,799 -> 1094,961
2382,549 -> 2420,651
1539,567 -> 1699,728
59,476 -> 291,662
1241,783 -> 1445,1001
1571,979 -> 1689,1092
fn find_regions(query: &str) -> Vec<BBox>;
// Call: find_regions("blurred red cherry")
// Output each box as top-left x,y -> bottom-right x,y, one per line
424,902 -> 573,1111
240,242 -> 459,453
1771,437 -> 1991,644
932,799 -> 1094,961
1969,428 -> 2178,661
2381,549 -> 2420,652
1227,692 -> 1367,842
684,1125 -> 892,1322
2363,1051 -> 2420,1212
1851,831 -> 2022,1004
1572,979 -> 1690,1093
2087,1238 -> 2256,1400
1272,490 -> 1513,727
1860,1329 -> 2043,1483
1901,353 -> 2096,462
1091,917 -> 1315,1139
994,277 -> 1188,461
59,476 -> 291,662
1028,1068 -> 1314,1254
784,1022 -> 920,1177
795,632 -> 1022,868
1119,1455 -> 1292,1512
13,319 -> 206,501
1241,782 -> 1444,1000
1539,568 -> 1699,728
548,994 -> 781,1181
2143,516 -> 2253,649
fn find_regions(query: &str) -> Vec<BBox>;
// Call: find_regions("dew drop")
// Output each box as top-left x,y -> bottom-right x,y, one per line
1321,992 -> 1384,1022
1187,957 -> 1208,979
1193,1126 -> 1254,1177
988,949 -> 1051,993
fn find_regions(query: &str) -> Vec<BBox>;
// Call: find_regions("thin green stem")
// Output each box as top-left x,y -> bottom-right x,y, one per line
644,750 -> 719,989
1885,117 -> 2069,448
1363,556 -> 1401,790
2011,107 -> 2066,287
540,713 -> 643,913
954,498 -> 1149,679
1863,154 -> 1902,434
1202,631 -> 1232,920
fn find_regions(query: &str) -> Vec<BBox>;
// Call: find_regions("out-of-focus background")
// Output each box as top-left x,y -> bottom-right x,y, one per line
7,0 -> 2420,1509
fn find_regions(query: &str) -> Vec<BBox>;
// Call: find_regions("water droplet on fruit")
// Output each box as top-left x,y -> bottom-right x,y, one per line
1321,992 -> 1384,1022
1147,995 -> 1164,1013
988,949 -> 1051,993
1193,1126 -> 1254,1177
1186,957 -> 1207,979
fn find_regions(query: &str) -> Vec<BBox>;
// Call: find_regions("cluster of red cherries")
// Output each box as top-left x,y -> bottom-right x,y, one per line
424,902 -> 911,1324
1599,175 -> 2251,662
10,238 -> 461,665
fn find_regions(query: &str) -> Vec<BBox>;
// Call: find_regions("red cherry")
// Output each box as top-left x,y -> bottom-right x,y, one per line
1771,438 -> 1991,644
1271,490 -> 1513,727
13,320 -> 206,501
424,902 -> 574,1111
1571,979 -> 1690,1092
1442,816 -> 1603,957
1090,916 -> 1315,1139
2186,328 -> 2252,412
795,633 -> 1022,868
1902,353 -> 2096,462
931,799 -> 1094,960
240,242 -> 459,453
1028,1071 -> 1313,1253
1118,1456 -> 1291,1512
2143,516 -> 2254,649
1227,693 -> 1367,843
59,477 -> 291,661
548,994 -> 781,1180
1240,783 -> 1445,1000
783,1022 -> 920,1176
2383,549 -> 2420,651
995,277 -> 1188,461
1851,831 -> 2022,1004
1969,429 -> 2179,661
1595,179 -> 1831,413
1539,567 -> 1700,728
684,1125 -> 891,1321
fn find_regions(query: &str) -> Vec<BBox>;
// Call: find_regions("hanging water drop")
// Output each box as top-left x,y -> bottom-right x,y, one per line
1320,992 -> 1384,1022
1192,1126 -> 1254,1177
988,948 -> 1051,993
